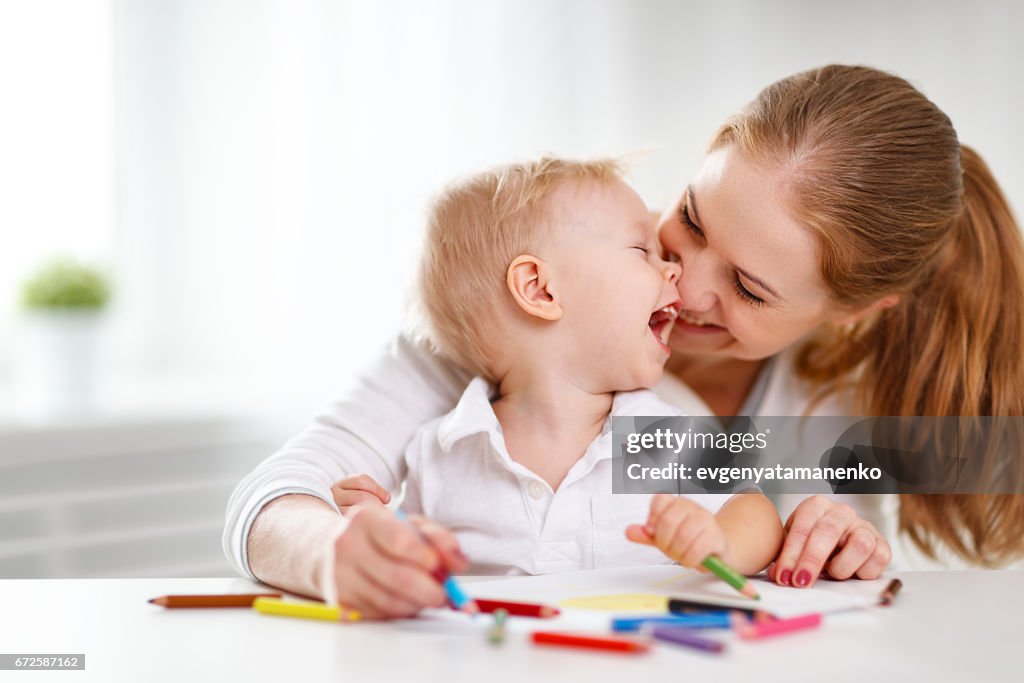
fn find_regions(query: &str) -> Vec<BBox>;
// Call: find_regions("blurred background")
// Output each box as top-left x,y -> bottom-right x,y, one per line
1,0 -> 1021,578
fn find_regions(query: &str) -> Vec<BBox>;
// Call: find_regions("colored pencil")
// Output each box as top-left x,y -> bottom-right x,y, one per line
669,597 -> 759,616
879,578 -> 903,606
651,626 -> 726,654
612,614 -> 732,632
394,509 -> 478,614
475,599 -> 560,618
252,597 -> 361,622
531,631 -> 650,654
488,608 -> 508,645
735,612 -> 822,640
148,593 -> 281,608
702,555 -> 760,600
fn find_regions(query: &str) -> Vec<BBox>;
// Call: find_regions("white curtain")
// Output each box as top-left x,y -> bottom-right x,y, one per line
4,0 -> 1021,418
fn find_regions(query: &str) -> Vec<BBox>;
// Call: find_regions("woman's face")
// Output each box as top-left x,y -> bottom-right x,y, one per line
657,145 -> 836,361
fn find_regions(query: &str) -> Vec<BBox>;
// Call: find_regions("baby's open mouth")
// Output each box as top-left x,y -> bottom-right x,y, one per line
649,303 -> 680,346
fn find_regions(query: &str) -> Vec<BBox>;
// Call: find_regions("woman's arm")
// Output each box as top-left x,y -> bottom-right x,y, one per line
222,333 -> 470,580
247,493 -> 468,617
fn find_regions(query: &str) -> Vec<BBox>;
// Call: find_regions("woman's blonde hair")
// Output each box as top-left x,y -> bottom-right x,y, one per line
417,156 -> 622,380
712,65 -> 1024,566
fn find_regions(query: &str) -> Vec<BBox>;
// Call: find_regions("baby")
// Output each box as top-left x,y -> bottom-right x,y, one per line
333,157 -> 783,576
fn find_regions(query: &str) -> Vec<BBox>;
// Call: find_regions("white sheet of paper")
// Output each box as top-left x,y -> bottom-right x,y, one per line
462,564 -> 887,620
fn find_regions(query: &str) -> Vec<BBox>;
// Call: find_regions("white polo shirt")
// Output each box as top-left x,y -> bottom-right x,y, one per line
400,377 -> 731,576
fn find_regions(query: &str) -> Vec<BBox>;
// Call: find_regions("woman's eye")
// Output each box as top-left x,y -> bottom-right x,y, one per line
733,279 -> 765,307
679,205 -> 704,239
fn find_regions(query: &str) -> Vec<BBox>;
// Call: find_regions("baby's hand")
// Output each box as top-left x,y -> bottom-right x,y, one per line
331,474 -> 391,514
625,494 -> 728,568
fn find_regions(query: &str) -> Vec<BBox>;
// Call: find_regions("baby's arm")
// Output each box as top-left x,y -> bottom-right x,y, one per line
711,492 -> 784,574
626,493 -> 783,575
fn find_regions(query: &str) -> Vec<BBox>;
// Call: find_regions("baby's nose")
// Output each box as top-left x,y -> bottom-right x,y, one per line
662,260 -> 682,284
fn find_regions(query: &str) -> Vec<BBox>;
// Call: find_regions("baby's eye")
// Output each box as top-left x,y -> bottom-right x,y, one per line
633,246 -> 649,254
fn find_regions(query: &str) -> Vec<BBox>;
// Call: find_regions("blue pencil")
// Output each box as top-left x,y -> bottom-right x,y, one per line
394,509 -> 478,613
611,613 -> 732,632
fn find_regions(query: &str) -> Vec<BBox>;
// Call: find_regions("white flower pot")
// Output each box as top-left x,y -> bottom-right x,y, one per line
11,310 -> 105,417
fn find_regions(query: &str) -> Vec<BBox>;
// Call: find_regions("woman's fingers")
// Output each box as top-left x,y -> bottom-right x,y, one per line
824,525 -> 878,580
343,564 -> 427,619
327,522 -> 420,619
791,504 -> 857,587
364,511 -> 440,572
772,496 -> 828,586
354,546 -> 447,612
854,534 -> 892,579
774,497 -> 847,589
323,508 -> 450,619
409,515 -> 470,573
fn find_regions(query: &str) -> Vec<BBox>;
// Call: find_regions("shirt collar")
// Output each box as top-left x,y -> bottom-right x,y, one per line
436,377 -> 501,452
437,378 -> 681,454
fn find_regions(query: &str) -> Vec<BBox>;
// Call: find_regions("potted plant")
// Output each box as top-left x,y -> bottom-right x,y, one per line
12,258 -> 112,416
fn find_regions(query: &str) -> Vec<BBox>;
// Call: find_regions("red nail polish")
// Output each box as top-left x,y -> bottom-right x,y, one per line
431,566 -> 448,583
795,570 -> 811,587
779,568 -> 793,585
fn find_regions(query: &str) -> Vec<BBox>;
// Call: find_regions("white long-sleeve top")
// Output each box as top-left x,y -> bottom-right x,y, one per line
223,334 -> 890,578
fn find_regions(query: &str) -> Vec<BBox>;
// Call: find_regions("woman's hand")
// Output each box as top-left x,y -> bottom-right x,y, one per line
316,506 -> 469,619
625,494 -> 728,568
767,495 -> 891,587
331,474 -> 391,514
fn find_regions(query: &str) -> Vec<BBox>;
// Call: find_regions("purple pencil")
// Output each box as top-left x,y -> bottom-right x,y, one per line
651,626 -> 726,654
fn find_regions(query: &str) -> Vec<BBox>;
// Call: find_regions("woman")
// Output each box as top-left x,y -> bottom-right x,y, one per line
225,65 -> 1024,617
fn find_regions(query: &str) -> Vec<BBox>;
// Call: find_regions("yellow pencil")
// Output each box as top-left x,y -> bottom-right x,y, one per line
252,597 -> 361,622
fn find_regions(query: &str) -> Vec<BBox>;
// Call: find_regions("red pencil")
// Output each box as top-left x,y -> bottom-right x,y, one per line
475,599 -> 560,618
148,593 -> 282,608
531,631 -> 650,654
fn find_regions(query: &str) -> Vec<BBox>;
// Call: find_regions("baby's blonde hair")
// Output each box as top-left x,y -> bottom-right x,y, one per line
417,156 -> 624,380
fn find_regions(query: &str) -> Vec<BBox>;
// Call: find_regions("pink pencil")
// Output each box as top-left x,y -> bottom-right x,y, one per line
735,613 -> 822,640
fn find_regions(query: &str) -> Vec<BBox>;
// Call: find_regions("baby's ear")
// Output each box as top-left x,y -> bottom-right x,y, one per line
506,255 -> 562,321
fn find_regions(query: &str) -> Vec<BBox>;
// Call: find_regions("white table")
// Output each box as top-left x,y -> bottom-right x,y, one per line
0,570 -> 1020,682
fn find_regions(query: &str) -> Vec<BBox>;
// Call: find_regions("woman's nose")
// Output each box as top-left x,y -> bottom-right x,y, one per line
676,254 -> 717,312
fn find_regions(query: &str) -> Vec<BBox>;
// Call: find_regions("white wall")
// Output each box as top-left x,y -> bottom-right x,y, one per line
3,0 -> 1023,419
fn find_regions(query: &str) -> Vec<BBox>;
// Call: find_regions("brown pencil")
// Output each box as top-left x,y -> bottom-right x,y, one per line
148,593 -> 282,608
879,579 -> 903,606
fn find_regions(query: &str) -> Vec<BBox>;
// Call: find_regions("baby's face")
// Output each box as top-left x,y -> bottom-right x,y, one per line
544,178 -> 682,391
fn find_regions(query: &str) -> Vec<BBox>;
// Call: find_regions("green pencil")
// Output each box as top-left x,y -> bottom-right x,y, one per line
702,555 -> 760,600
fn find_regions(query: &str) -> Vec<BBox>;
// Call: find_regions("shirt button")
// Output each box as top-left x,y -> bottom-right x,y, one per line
528,481 -> 544,499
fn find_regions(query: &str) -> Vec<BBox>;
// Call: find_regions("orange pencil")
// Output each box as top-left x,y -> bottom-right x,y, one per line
148,593 -> 282,608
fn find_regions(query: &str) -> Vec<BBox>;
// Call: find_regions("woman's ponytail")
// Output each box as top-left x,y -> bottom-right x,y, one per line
894,146 -> 1024,565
